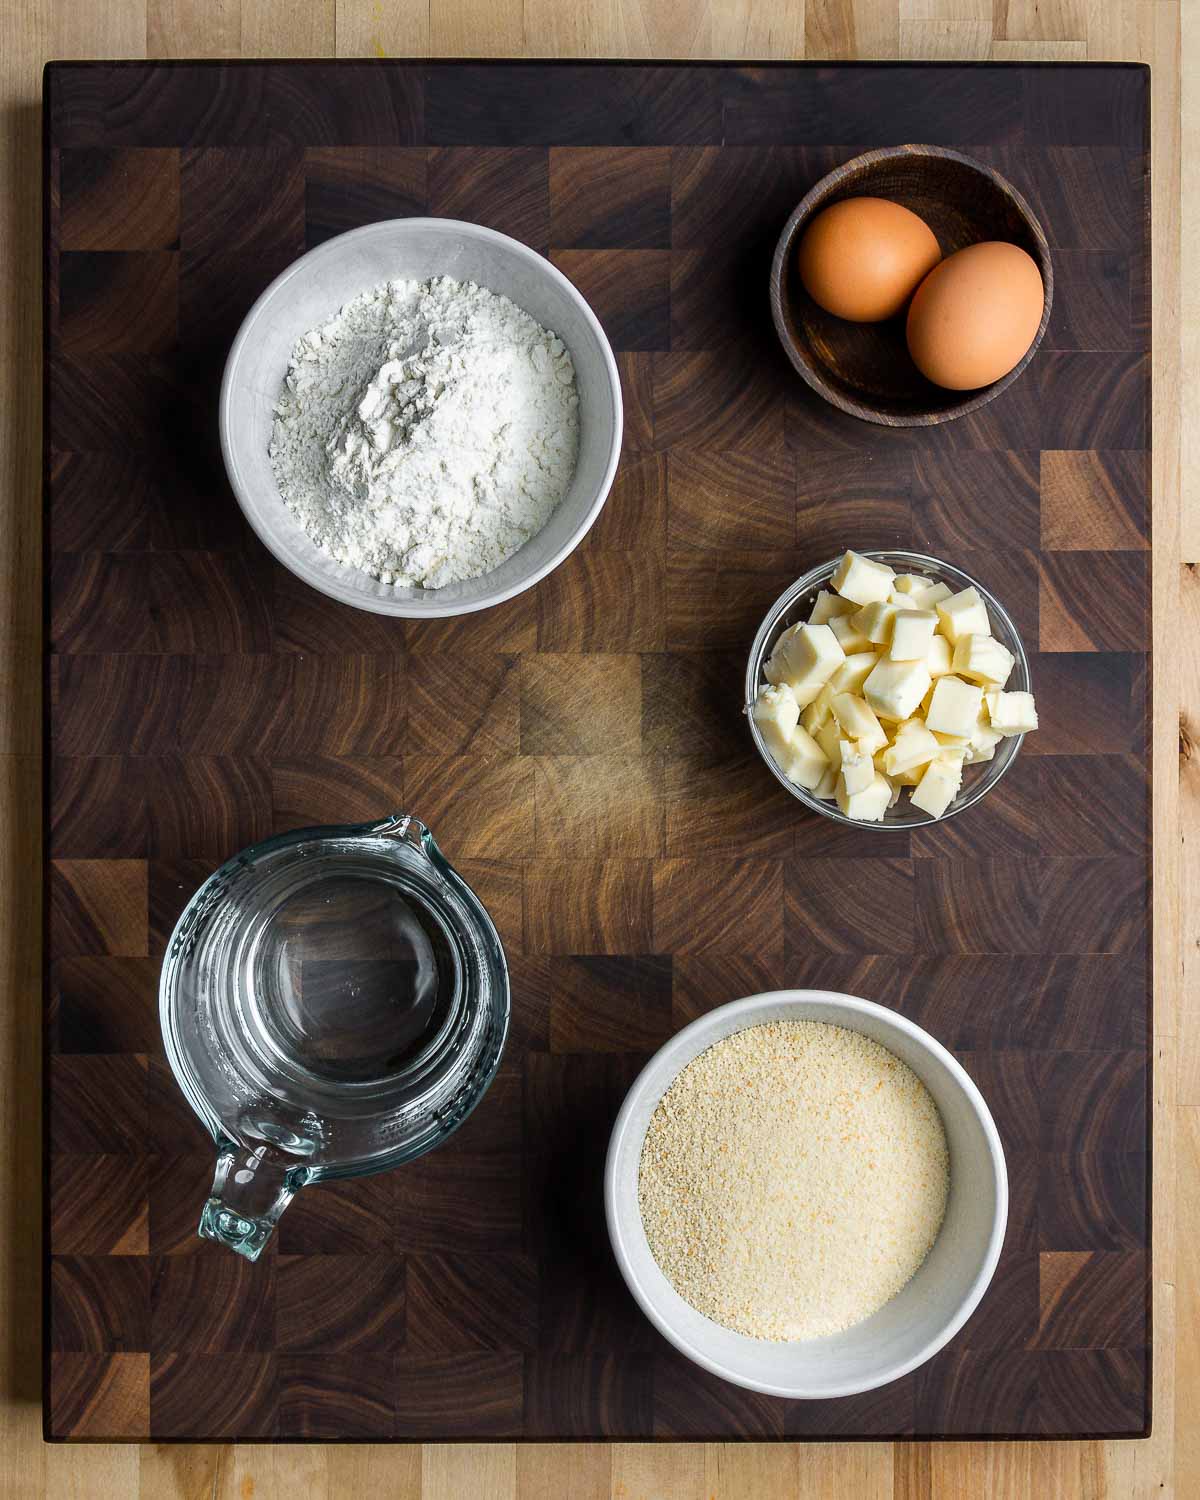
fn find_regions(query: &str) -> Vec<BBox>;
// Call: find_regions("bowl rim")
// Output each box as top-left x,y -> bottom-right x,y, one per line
744,549 -> 1029,831
219,216 -> 624,619
604,989 -> 1009,1399
769,143 -> 1054,427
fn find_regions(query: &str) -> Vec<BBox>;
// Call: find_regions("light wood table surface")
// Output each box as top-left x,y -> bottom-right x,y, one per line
2,1 -> 1194,1495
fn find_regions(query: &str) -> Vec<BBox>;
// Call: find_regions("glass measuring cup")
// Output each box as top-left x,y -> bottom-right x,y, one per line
158,814 -> 509,1261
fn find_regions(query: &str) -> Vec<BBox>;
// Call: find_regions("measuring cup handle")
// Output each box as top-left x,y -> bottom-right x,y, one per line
198,1137 -> 310,1262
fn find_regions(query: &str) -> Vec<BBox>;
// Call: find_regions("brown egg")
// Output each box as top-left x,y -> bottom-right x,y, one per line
906,241 -> 1045,391
797,197 -> 942,323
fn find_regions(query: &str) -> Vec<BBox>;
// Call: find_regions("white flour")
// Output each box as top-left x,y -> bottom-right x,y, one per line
269,276 -> 580,589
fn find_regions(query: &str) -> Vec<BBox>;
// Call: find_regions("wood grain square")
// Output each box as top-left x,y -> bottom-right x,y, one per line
60,148 -> 180,250
180,145 -> 303,260
523,860 -> 653,956
665,552 -> 806,652
266,64 -> 422,147
51,1256 -> 152,1353
916,859 -> 1041,954
49,450 -> 152,552
49,353 -> 196,456
393,1153 -> 523,1251
989,145 -> 1136,252
911,449 -> 1040,554
794,451 -> 913,552
150,1253 -> 275,1353
616,352 -> 654,451
652,1349 -> 783,1437
145,1058 -> 205,1156
653,349 -> 786,452
1045,250 -> 1134,351
777,1377 -> 918,1439
148,859 -> 212,955
176,655 -> 295,755
278,1354 -> 393,1439
441,1071 -> 523,1155
1039,1153 -> 1146,1250
428,146 -> 548,248
53,957 -> 161,1055
150,1352 -> 277,1440
270,756 -> 403,830
1037,1349 -> 1148,1436
521,653 -> 641,755
456,858 -> 525,962
664,753 -> 796,859
672,951 -> 789,1027
1037,756 -> 1147,856
915,1349 -> 1039,1436
653,857 -> 783,957
60,251 -> 178,354
1036,1250 -> 1146,1348
289,654 -> 409,755
1037,352 -> 1148,451
551,249 -> 670,351
405,653 -> 518,755
50,1155 -> 149,1256
393,1352 -> 524,1438
957,1254 -> 1039,1352
403,755 -> 533,859
148,1153 -> 225,1255
505,953 -> 550,1050
304,146 -> 426,246
671,144 -> 811,248
406,1254 -> 538,1353
274,565 -> 408,655
1039,857 -> 1147,954
1024,64 -> 1147,149
549,955 -> 672,1052
1039,550 -> 1149,651
1025,955 -> 1147,1051
784,858 -> 914,955
276,1174 -> 396,1256
147,756 -> 272,860
1039,1051 -> 1147,1155
549,147 -> 670,249
894,957 -> 1036,1051
667,449 -> 795,550
641,650 -> 746,757
532,755 -> 662,859
406,589 -> 538,655
49,1352 -> 150,1440
911,755 -> 1040,861
589,451 -> 666,551
1040,450 -> 1149,550
103,64 -> 272,147
51,757 -> 149,858
535,548 -> 665,652
536,1240 -> 660,1357
51,858 -> 148,957
276,1256 -> 405,1353
150,551 -> 273,654
526,1355 -> 653,1438
669,241 -> 776,351
51,554 -> 156,653
1020,653 -> 1141,755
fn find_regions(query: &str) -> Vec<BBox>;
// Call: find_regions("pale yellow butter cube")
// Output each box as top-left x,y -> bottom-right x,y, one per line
800,683 -> 835,735
863,657 -> 932,723
830,549 -> 895,606
828,610 -> 873,653
813,764 -> 839,800
815,717 -> 842,765
927,634 -> 953,677
891,573 -> 933,599
952,633 -> 1015,687
915,580 -> 952,610
829,650 -> 879,695
852,597 -> 920,645
936,585 -> 992,644
768,622 -> 846,706
985,689 -> 1039,736
910,754 -> 964,819
836,770 -> 892,822
889,609 -> 938,661
831,692 -> 887,754
763,622 -> 801,685
884,722 -> 940,776
776,725 -> 830,790
809,590 -> 855,625
839,739 -> 875,796
925,674 -> 984,737
966,715 -> 1005,764
751,682 -> 800,758
932,728 -> 970,748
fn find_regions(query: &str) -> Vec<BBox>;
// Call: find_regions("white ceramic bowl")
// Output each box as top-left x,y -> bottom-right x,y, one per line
605,990 -> 1007,1399
220,219 -> 623,618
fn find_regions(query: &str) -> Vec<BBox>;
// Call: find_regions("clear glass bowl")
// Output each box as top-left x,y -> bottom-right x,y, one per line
744,551 -> 1030,830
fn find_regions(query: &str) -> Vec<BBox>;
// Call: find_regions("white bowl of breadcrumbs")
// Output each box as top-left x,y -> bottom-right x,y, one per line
605,990 -> 1006,1399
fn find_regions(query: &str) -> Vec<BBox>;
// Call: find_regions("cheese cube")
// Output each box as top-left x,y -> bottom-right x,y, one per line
813,765 -> 839,800
985,689 -> 1039,736
927,634 -> 953,677
809,590 -> 855,625
815,717 -> 842,765
776,725 -> 830,791
966,715 -> 1005,764
890,609 -> 938,661
863,657 -> 932,723
830,550 -> 895,606
853,596 -> 920,645
891,573 -> 934,598
936,586 -> 992,644
952,633 -> 1015,687
829,650 -> 879,695
763,622 -> 801,685
767,622 -> 846,706
911,754 -> 964,819
925,674 -> 984,737
839,739 -> 875,795
915,580 -> 952,610
800,683 -> 835,735
831,693 -> 888,754
932,728 -> 970,748
751,683 -> 800,757
885,775 -> 903,809
884,722 -> 940,776
836,770 -> 892,822
828,610 -> 873,654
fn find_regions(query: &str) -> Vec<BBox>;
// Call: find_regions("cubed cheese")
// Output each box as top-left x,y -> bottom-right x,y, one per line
800,683 -> 836,735
829,650 -> 879,695
763,622 -> 801,685
985,689 -> 1039,736
836,770 -> 892,822
809,590 -> 855,625
751,682 -> 800,757
768,622 -> 846,706
966,714 -> 1005,764
883,721 -> 940,776
853,597 -> 920,645
925,674 -> 984,737
829,611 -> 873,653
775,725 -> 830,790
891,573 -> 934,598
830,549 -> 895,606
936,585 -> 992,644
831,692 -> 888,754
890,609 -> 938,661
910,754 -> 964,818
839,739 -> 874,795
863,657 -> 932,723
927,634 -> 954,677
952,633 -> 1015,687
815,717 -> 842,765
915,580 -> 952,610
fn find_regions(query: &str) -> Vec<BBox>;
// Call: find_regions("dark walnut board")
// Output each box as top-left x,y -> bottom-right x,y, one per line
44,60 -> 1151,1442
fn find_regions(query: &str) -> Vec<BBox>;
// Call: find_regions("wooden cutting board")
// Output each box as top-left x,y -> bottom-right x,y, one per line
44,59 -> 1151,1442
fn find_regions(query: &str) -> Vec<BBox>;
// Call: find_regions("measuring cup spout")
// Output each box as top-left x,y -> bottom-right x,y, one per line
198,1136 -> 311,1262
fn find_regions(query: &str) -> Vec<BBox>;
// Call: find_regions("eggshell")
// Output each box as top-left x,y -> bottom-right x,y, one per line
905,240 -> 1045,391
797,197 -> 942,323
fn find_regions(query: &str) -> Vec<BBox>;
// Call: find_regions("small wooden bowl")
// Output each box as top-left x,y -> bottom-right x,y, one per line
770,144 -> 1053,427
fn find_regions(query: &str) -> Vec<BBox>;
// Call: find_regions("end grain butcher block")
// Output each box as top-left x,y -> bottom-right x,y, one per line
45,60 -> 1151,1442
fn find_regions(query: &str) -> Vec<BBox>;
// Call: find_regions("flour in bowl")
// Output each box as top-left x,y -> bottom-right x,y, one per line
269,276 -> 580,588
